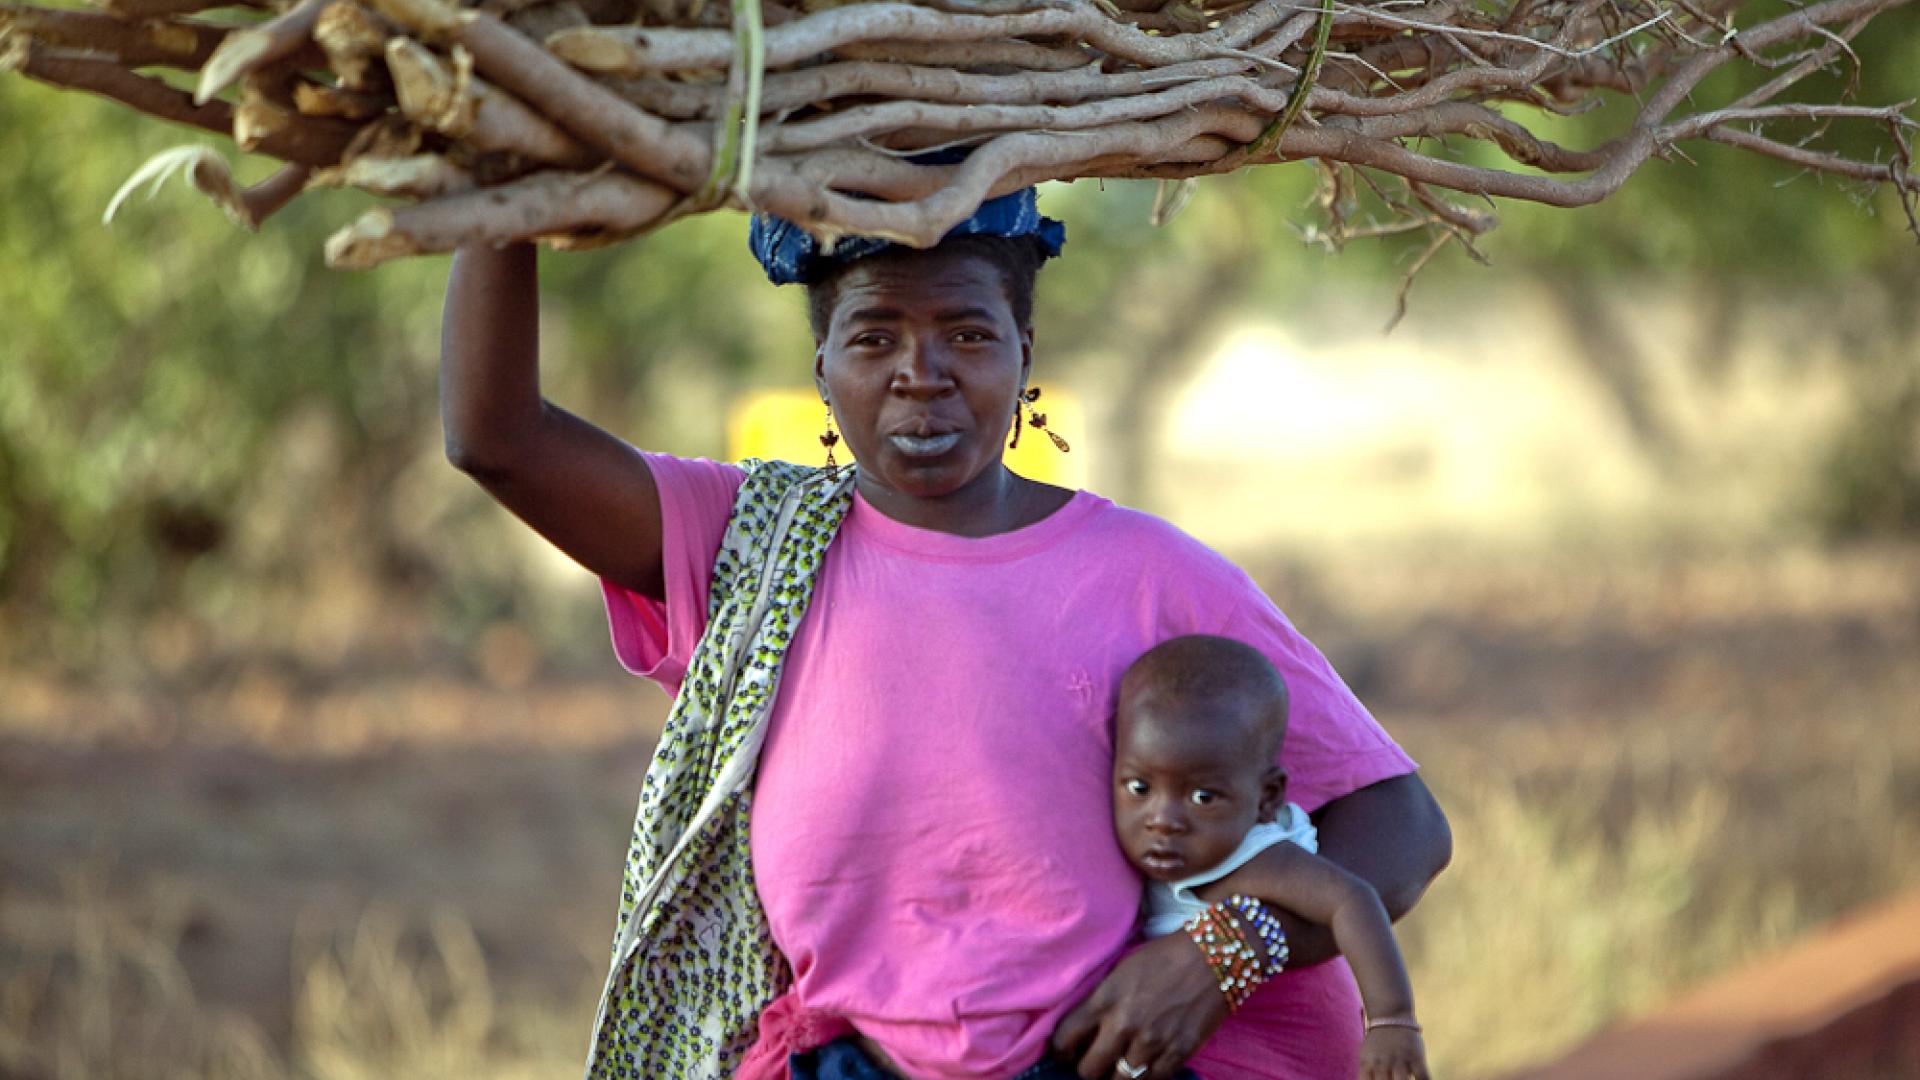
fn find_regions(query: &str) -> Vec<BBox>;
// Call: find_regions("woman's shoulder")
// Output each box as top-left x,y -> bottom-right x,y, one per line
648,453 -> 849,516
1072,491 -> 1258,590
1075,491 -> 1237,558
642,449 -> 749,488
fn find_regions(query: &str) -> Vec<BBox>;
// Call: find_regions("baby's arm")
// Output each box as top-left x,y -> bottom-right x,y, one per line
1195,844 -> 1429,1079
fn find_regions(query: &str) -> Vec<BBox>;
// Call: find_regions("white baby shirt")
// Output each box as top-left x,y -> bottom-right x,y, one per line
1142,802 -> 1319,938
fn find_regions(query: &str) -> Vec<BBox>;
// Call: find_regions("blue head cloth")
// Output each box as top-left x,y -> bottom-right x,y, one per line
748,185 -> 1066,285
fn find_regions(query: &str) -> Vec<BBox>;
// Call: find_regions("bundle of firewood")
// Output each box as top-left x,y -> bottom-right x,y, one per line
3,0 -> 1914,267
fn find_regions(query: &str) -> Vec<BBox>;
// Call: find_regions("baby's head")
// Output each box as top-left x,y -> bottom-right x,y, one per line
1113,635 -> 1289,883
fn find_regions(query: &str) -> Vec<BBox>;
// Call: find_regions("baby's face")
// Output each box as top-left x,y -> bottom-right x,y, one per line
1112,702 -> 1278,883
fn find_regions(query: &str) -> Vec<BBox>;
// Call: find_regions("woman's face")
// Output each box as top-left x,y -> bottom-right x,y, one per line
814,249 -> 1032,508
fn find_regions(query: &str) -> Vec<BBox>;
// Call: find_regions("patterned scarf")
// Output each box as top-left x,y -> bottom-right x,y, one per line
584,460 -> 856,1079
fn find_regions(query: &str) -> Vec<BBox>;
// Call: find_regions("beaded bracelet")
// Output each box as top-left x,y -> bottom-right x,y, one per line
1223,895 -> 1289,978
1182,901 -> 1266,1011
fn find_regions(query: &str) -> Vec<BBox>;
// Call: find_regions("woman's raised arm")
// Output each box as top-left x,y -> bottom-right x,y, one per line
441,242 -> 668,601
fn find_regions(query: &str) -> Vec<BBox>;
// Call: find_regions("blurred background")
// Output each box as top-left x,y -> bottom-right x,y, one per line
2,12 -> 1917,1078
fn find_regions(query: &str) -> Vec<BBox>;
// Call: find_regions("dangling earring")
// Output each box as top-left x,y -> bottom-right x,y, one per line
819,401 -> 841,468
1016,386 -> 1070,453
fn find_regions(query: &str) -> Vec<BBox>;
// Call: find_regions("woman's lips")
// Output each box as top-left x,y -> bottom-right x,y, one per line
887,431 -> 963,458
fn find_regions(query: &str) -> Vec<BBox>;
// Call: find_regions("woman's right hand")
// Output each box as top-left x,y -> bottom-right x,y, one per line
1049,932 -> 1229,1080
440,242 -> 669,600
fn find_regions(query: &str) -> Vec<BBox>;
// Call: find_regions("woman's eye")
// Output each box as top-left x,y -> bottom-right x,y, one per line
1190,790 -> 1217,806
1123,779 -> 1148,796
849,332 -> 890,349
953,329 -> 989,344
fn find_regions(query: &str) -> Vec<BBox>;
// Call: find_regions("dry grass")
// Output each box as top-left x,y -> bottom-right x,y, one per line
289,908 -> 582,1080
1399,715 -> 1920,1077
3,705 -> 1915,1079
1362,545 -> 1920,1077
1,544 -> 1914,1080
0,873 -> 283,1080
9,714 -> 1913,1080
0,876 -> 584,1080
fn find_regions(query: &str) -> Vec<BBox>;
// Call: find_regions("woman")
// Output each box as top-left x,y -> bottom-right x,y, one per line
440,193 -> 1451,1080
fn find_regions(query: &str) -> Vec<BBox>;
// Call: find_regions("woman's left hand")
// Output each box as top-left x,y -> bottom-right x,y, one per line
1049,931 -> 1228,1080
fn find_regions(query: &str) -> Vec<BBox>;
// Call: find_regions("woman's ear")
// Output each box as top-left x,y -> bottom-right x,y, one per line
814,346 -> 829,397
1259,766 -> 1288,821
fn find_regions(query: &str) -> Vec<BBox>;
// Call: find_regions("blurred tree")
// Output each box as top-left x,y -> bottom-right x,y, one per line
0,82 -> 430,672
0,80 -> 799,675
1495,7 -> 1920,476
1037,4 -> 1918,510
2,4 -> 1915,673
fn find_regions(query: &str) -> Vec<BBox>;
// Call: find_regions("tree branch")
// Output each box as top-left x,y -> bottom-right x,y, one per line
0,4 -> 224,69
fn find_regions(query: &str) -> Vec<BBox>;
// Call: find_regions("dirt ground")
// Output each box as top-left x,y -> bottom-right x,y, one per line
0,735 -> 648,1044
3,542 -> 1917,1078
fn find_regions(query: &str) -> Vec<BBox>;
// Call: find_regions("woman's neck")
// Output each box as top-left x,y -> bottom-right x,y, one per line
855,465 -> 1072,538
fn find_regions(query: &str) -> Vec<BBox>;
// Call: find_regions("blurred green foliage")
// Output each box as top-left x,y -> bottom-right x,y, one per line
1,8 -> 1915,675
1,89 -> 430,658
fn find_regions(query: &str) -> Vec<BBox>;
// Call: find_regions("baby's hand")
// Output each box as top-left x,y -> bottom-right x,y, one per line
1360,1024 -> 1430,1080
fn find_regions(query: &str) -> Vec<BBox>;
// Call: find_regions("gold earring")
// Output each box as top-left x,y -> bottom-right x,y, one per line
819,402 -> 841,468
1018,386 -> 1070,453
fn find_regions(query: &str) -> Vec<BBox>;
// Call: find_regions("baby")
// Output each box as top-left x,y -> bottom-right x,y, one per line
1113,635 -> 1431,1080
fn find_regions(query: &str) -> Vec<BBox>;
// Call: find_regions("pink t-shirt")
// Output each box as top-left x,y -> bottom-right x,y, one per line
602,453 -> 1417,1080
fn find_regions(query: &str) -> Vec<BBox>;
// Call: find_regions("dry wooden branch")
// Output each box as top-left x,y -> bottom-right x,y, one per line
103,144 -> 312,227
3,36 -> 360,166
314,151 -> 475,196
1,0 -> 1909,264
324,168 -> 676,264
228,160 -> 313,225
829,38 -> 1094,71
0,4 -> 224,68
758,74 -> 1280,154
544,0 -> 1295,76
197,0 -> 332,104
314,0 -> 393,87
237,69 -> 363,160
6,37 -> 239,140
386,38 -> 601,166
293,79 -> 389,118
369,0 -> 712,187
